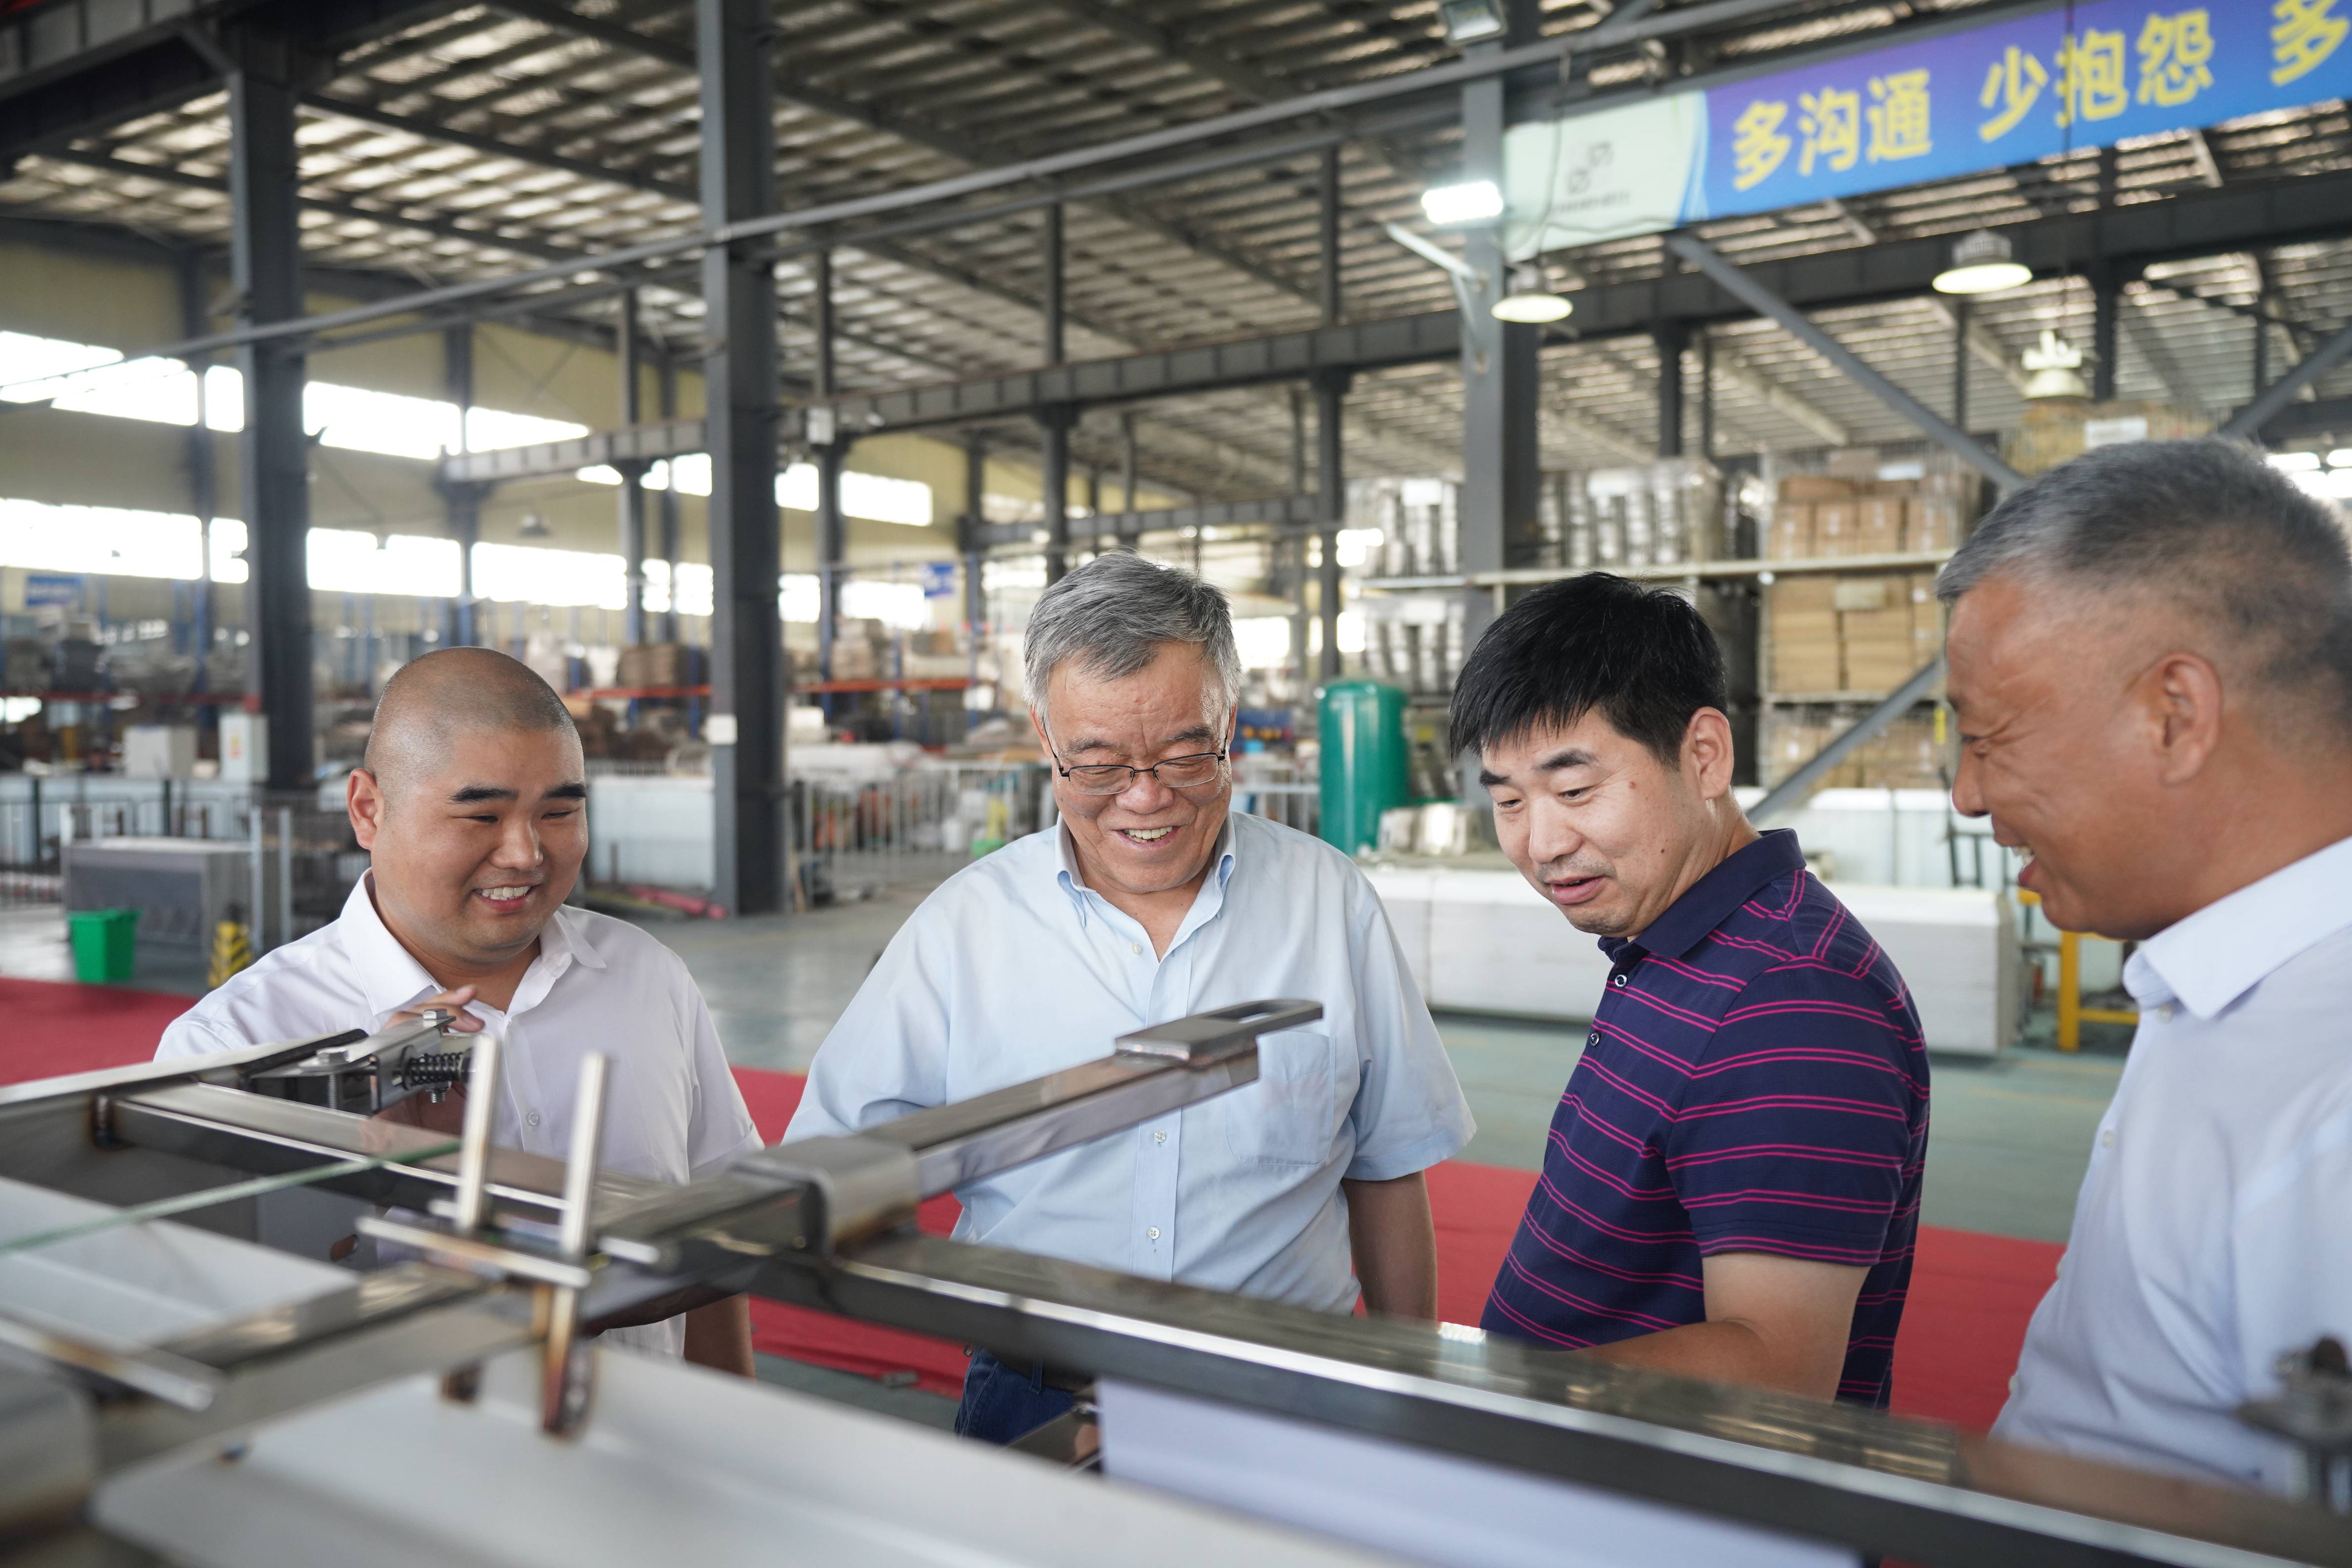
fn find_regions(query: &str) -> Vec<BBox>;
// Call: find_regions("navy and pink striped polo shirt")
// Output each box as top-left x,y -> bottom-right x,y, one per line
1479,829 -> 1930,1408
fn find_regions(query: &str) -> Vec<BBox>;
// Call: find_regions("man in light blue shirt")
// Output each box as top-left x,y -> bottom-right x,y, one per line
1940,438 -> 2352,1495
788,552 -> 1474,1443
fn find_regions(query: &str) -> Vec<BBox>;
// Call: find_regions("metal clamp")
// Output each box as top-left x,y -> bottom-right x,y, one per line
1116,999 -> 1323,1065
730,1135 -> 922,1252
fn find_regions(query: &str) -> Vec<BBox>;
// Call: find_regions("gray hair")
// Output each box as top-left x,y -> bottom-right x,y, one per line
1937,436 -> 2352,739
1021,553 -> 1242,719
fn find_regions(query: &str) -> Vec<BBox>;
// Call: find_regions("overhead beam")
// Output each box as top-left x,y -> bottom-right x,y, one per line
2224,315 -> 2352,439
1917,300 -> 2031,396
976,494 -> 1317,549
1665,233 -> 2025,490
1709,342 -> 1849,446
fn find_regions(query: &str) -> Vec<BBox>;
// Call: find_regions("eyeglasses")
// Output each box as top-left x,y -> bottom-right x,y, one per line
1051,748 -> 1229,795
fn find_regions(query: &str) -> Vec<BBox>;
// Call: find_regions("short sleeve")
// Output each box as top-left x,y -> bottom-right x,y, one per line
1341,879 -> 1476,1181
154,1010 -> 240,1061
678,973 -> 763,1178
1664,962 -> 1921,1264
783,900 -> 954,1142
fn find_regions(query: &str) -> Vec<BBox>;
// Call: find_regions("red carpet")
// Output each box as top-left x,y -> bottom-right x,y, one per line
2,977 -> 2057,1429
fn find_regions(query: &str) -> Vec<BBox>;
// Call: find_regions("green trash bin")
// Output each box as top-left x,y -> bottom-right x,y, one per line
68,907 -> 139,984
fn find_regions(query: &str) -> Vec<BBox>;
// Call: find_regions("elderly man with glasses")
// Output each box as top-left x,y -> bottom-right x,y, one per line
787,552 -> 1474,1444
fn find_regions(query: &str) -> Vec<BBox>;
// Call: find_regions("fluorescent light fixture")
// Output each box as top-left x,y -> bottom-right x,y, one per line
1437,0 -> 1506,44
1420,179 -> 1504,227
2328,448 -> 2352,468
2272,450 -> 2324,472
1492,262 -> 1571,324
1932,229 -> 2032,295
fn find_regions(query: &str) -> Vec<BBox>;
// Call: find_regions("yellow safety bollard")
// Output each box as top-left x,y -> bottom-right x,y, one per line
2018,890 -> 2137,1051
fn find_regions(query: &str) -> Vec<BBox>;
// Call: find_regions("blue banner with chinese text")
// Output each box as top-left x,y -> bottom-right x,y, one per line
1693,0 -> 2352,219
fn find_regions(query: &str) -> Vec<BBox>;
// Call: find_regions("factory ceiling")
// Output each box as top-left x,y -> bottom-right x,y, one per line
4,0 -> 2352,502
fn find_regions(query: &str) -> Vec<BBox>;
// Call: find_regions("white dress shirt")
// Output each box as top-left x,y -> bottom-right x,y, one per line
1993,833 -> 2352,1493
157,874 -> 762,1356
787,811 -> 1475,1312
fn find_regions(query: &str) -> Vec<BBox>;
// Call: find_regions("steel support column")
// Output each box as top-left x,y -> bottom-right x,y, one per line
960,438 -> 986,688
441,324 -> 480,647
812,248 -> 845,684
698,0 -> 785,917
1656,321 -> 1689,458
617,288 -> 648,647
815,441 -> 848,681
656,353 -> 681,642
1665,233 -> 2025,491
229,60 -> 312,791
177,250 -> 218,698
1316,371 -> 1349,681
1319,145 -> 1343,326
1040,405 -> 1075,583
1698,330 -> 1715,461
1951,297 -> 1970,435
1458,0 -> 1544,654
2089,263 -> 2119,404
1042,203 -> 1066,366
1118,412 -> 1140,548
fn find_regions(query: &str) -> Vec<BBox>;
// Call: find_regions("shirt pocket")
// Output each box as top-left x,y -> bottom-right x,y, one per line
1223,1027 -> 1340,1168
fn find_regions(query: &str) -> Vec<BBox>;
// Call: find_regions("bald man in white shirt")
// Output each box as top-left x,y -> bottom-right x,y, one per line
158,648 -> 761,1369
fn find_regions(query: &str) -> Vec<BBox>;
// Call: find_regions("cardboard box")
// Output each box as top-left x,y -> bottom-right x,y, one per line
1766,503 -> 1815,561
1778,475 -> 1858,504
1768,580 -> 1843,693
1853,497 -> 1904,556
1908,496 -> 1961,553
1813,501 -> 1859,557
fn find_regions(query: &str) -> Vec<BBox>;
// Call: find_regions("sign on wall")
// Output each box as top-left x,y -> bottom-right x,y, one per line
1507,0 -> 2352,257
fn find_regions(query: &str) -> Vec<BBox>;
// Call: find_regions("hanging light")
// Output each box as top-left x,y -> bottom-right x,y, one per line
1436,0 -> 1507,45
2021,329 -> 2092,401
1420,179 -> 1505,227
1933,229 -> 2033,295
1492,262 -> 1571,324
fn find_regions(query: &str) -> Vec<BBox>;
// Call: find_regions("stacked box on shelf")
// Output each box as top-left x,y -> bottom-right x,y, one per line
1767,578 -> 1843,694
1835,576 -> 1918,693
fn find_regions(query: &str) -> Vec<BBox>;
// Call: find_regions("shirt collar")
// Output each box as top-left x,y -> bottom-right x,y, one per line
337,871 -> 604,1021
1605,828 -> 1808,964
1053,813 -> 1239,931
2128,832 -> 2352,1021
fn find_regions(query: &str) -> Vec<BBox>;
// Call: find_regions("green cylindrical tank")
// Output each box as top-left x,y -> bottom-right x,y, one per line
1318,680 -> 1409,858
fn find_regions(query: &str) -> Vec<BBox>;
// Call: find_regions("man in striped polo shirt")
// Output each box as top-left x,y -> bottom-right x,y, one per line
1458,575 -> 1929,1407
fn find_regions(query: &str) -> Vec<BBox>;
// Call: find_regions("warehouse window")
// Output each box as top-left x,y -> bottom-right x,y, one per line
0,331 -> 587,458
581,453 -> 934,527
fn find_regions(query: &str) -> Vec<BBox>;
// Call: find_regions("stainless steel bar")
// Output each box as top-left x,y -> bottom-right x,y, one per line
756,1231 -> 2352,1568
0,1309 -> 222,1412
0,1034 -> 358,1112
557,1054 -> 609,1257
273,808 -> 293,951
450,1032 -> 505,1232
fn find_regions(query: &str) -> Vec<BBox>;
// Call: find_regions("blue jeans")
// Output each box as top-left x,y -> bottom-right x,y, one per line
955,1350 -> 1075,1444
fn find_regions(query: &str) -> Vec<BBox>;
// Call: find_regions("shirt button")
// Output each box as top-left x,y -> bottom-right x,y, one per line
1146,1226 -> 1161,1241
525,1112 -> 541,1128
1130,942 -> 1142,956
1611,973 -> 1627,988
2099,1127 -> 2114,1149
2009,1374 -> 2021,1396
1586,1031 -> 1599,1046
2157,1003 -> 2177,1022
1153,1130 -> 1167,1144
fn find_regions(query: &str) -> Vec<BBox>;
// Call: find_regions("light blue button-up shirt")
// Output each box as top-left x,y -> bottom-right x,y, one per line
1994,832 -> 2352,1494
785,810 -> 1475,1312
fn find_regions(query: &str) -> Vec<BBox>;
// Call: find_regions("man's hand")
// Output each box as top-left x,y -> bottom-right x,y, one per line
389,985 -> 485,1033
1577,1251 -> 1867,1401
1343,1172 -> 1439,1321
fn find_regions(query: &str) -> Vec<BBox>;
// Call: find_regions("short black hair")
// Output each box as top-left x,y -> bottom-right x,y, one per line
1449,573 -> 1728,765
